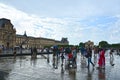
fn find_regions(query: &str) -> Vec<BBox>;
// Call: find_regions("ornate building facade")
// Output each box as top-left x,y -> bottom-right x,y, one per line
0,18 -> 69,49
0,18 -> 16,48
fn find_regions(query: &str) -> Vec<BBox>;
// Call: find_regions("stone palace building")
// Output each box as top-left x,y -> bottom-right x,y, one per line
0,18 -> 69,49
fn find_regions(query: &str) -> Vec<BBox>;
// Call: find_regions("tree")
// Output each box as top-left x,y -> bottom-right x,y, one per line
79,42 -> 85,48
110,43 -> 120,49
98,41 -> 109,48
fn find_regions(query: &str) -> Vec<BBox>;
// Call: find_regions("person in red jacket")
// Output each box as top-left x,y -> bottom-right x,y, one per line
68,52 -> 73,68
68,53 -> 73,60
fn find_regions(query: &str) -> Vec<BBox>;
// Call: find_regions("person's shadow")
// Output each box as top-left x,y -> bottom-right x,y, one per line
0,71 -> 9,80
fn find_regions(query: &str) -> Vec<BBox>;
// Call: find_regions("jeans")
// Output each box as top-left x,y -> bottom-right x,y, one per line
87,57 -> 94,68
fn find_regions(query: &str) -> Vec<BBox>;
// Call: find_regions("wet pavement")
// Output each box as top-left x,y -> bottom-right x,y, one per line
0,53 -> 120,80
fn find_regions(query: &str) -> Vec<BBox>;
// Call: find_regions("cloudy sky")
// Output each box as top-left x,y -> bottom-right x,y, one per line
0,0 -> 120,45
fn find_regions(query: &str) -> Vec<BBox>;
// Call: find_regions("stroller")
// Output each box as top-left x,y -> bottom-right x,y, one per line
67,53 -> 74,69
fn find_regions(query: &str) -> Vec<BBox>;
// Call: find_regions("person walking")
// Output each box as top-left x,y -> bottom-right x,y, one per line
86,47 -> 94,69
46,48 -> 50,63
52,45 -> 59,69
109,49 -> 114,59
72,47 -> 77,68
98,49 -> 105,69
33,47 -> 37,59
109,49 -> 114,66
80,46 -> 86,60
93,47 -> 99,65
61,52 -> 65,67
31,47 -> 33,58
13,47 -> 17,58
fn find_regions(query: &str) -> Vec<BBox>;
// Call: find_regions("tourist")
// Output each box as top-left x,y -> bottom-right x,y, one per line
86,47 -> 94,68
13,47 -> 17,58
109,49 -> 114,59
72,47 -> 77,68
80,46 -> 86,60
52,45 -> 59,69
31,47 -> 33,57
109,49 -> 114,66
32,47 -> 37,59
98,49 -> 105,69
46,48 -> 50,63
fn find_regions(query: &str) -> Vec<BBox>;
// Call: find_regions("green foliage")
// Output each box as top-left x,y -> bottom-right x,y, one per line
98,41 -> 120,49
109,43 -> 120,49
79,42 -> 85,48
98,41 -> 109,48
78,40 -> 119,49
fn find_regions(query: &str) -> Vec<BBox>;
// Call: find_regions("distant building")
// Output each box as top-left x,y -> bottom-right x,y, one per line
0,18 -> 16,48
0,18 -> 69,49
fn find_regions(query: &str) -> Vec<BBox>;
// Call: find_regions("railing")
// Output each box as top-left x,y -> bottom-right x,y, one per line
0,49 -> 53,57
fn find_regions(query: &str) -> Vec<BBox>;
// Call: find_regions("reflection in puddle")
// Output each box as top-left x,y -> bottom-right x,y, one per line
0,71 -> 9,80
98,69 -> 106,80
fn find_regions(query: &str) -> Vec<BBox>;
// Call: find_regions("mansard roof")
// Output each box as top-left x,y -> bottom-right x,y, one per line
61,37 -> 69,43
0,18 -> 13,28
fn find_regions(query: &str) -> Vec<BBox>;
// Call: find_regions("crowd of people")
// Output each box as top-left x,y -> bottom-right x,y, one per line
11,45 -> 120,70
50,45 -> 119,70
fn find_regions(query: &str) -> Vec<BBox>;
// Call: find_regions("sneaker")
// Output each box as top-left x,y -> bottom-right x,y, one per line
111,64 -> 115,66
102,66 -> 105,69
